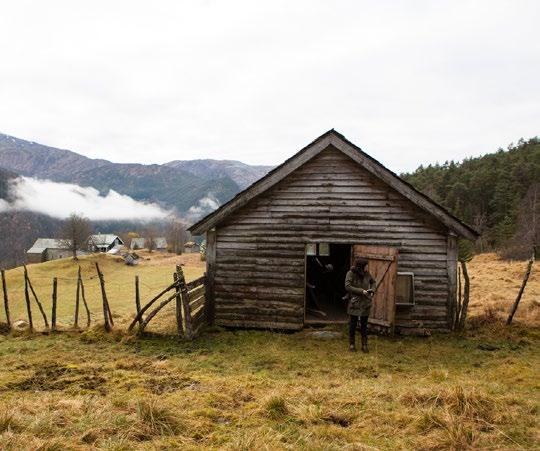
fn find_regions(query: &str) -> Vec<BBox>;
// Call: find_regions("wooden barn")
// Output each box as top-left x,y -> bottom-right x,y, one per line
189,130 -> 479,334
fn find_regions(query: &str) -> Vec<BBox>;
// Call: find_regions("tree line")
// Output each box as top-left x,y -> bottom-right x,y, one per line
402,137 -> 540,258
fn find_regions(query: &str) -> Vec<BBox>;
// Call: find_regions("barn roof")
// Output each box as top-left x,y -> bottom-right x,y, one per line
189,130 -> 479,240
27,238 -> 68,254
88,234 -> 124,246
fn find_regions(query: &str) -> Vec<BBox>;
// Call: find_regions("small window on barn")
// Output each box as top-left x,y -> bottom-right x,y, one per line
305,243 -> 330,256
396,272 -> 414,305
318,243 -> 330,256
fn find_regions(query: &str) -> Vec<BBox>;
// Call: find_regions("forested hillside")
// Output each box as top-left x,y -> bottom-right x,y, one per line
402,137 -> 540,255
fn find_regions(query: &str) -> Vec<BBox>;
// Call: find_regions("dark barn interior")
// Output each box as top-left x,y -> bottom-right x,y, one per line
305,243 -> 351,324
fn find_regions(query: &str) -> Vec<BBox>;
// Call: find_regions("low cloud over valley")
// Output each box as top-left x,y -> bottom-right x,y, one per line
0,176 -> 170,221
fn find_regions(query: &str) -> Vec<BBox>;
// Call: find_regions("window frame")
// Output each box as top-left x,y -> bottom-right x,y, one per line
395,271 -> 415,306
305,243 -> 330,257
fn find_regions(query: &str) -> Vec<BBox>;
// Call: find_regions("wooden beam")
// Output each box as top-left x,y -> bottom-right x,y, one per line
205,229 -> 216,325
446,234 -> 458,330
1,270 -> 10,328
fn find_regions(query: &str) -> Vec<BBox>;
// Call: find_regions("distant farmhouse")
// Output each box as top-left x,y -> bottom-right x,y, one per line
184,241 -> 200,254
26,238 -> 86,263
130,237 -> 168,252
88,234 -> 124,253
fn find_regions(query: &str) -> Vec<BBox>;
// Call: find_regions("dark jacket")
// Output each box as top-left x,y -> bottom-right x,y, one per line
345,268 -> 376,316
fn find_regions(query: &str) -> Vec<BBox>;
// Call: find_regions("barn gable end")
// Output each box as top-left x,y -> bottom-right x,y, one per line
190,131 -> 478,332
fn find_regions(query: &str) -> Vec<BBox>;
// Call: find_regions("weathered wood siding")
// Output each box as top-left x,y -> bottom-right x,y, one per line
213,146 -> 454,331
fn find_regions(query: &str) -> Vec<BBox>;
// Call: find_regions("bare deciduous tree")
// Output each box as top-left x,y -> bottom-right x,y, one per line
167,217 -> 187,255
59,213 -> 93,260
144,227 -> 158,253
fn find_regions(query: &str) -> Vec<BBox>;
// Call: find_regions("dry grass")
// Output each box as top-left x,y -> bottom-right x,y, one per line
0,252 -> 205,332
0,324 -> 537,449
468,253 -> 540,325
0,252 -> 537,449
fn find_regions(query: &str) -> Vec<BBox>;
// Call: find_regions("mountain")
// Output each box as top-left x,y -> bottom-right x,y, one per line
165,159 -> 273,189
0,134 -> 109,178
0,133 -> 274,269
0,166 -> 16,200
0,133 -> 257,212
402,137 -> 540,254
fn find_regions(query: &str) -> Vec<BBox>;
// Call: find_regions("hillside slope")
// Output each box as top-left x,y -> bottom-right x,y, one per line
0,166 -> 16,200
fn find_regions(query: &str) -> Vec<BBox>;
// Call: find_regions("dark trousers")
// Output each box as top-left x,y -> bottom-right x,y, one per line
349,315 -> 368,343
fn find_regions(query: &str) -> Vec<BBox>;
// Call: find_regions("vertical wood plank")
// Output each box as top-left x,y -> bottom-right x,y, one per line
135,275 -> 142,327
446,234 -> 458,330
95,263 -> 112,332
205,229 -> 217,325
173,272 -> 183,337
80,275 -> 91,328
25,266 -> 49,329
51,278 -> 58,331
74,266 -> 81,327
24,268 -> 33,331
1,270 -> 10,327
177,266 -> 193,339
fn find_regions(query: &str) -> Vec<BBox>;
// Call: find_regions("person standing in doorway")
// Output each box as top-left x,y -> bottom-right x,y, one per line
345,257 -> 375,352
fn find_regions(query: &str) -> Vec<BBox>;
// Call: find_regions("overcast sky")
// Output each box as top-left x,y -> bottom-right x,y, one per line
0,1 -> 538,173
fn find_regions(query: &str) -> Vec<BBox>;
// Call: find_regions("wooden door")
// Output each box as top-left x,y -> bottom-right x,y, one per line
352,245 -> 398,334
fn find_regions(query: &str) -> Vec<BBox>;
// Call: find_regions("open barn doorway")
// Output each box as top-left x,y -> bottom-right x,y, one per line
304,243 -> 351,324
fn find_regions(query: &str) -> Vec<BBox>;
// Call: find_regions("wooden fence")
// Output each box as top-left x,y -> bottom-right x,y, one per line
0,264 -> 208,340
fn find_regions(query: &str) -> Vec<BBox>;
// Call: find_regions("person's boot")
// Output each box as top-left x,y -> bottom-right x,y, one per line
349,338 -> 356,352
361,335 -> 369,353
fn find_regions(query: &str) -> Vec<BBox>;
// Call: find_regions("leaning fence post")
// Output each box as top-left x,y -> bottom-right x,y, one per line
74,266 -> 81,327
1,270 -> 10,328
24,268 -> 33,331
79,273 -> 91,328
177,266 -> 193,339
173,272 -> 183,337
25,266 -> 49,330
507,253 -> 535,325
95,263 -> 112,332
51,278 -> 58,331
135,275 -> 142,327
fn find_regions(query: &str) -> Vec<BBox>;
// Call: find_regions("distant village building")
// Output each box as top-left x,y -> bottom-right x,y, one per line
88,234 -> 124,253
130,237 -> 168,252
130,238 -> 146,250
26,238 -> 86,263
183,241 -> 200,254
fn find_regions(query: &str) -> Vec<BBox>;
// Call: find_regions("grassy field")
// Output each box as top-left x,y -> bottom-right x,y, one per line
0,252 -> 538,449
467,253 -> 539,325
1,251 -> 205,332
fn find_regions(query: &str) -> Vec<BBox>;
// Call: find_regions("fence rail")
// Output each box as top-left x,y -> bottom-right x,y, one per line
0,264 -> 208,340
